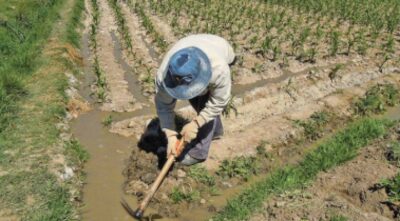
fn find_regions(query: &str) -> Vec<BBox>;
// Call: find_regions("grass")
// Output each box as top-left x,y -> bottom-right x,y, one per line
213,118 -> 391,221
0,0 -> 87,219
354,83 -> 399,116
330,215 -> 348,221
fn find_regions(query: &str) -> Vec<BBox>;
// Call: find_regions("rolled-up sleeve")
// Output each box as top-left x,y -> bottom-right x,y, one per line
155,80 -> 177,130
199,64 -> 231,122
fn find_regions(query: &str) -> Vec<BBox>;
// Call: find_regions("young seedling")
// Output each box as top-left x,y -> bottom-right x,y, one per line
102,115 -> 113,127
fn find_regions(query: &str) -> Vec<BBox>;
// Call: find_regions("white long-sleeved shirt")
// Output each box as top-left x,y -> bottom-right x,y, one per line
155,34 -> 235,130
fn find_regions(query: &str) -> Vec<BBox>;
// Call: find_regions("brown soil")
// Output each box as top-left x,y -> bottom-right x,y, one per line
96,0 -> 143,112
250,134 -> 400,221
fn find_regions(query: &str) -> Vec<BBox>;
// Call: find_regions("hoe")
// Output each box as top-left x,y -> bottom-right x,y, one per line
121,139 -> 186,220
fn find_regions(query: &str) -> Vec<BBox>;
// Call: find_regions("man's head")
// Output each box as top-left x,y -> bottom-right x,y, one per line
162,47 -> 211,100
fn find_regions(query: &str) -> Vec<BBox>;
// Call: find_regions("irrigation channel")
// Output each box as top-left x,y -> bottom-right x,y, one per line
71,31 -> 400,221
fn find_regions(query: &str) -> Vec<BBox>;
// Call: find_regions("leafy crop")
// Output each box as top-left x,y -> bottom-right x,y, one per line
295,111 -> 331,140
217,156 -> 259,181
170,186 -> 200,203
188,165 -> 216,186
354,84 -> 399,116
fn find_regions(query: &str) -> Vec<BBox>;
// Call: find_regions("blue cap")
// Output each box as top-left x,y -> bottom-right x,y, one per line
162,47 -> 211,100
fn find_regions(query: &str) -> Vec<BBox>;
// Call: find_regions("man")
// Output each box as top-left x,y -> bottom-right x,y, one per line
155,34 -> 235,166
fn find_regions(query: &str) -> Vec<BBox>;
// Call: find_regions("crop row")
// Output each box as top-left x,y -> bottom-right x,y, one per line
136,0 -> 398,70
126,0 -> 168,53
108,0 -> 156,95
90,0 -> 107,102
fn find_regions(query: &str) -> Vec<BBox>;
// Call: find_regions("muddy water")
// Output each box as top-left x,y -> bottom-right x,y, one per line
72,110 -> 138,221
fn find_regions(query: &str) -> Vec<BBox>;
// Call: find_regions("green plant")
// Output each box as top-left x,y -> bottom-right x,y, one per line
256,140 -> 269,158
295,111 -> 330,140
222,96 -> 238,117
217,156 -> 259,181
188,165 -> 216,186
330,215 -> 348,221
354,84 -> 399,116
170,187 -> 200,203
65,139 -> 89,164
385,141 -> 400,165
329,64 -> 344,80
102,115 -> 113,127
375,173 -> 400,202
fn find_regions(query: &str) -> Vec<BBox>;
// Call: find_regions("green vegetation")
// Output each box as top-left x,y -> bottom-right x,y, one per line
0,0 -> 62,133
188,165 -> 216,186
256,141 -> 270,158
354,84 -> 399,116
170,186 -> 200,203
108,0 -> 133,53
0,0 -> 87,219
386,141 -> 400,165
130,2 -> 168,52
213,118 -> 390,221
222,96 -> 238,118
376,173 -> 400,202
217,156 -> 259,181
66,0 -> 85,46
102,114 -> 113,127
65,139 -> 90,165
89,0 -> 108,102
295,111 -> 331,140
137,0 -> 398,66
329,215 -> 348,221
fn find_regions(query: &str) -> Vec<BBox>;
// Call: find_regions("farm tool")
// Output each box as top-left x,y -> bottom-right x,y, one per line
121,139 -> 186,220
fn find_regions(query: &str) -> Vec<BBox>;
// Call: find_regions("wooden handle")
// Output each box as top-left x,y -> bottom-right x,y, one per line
134,139 -> 185,218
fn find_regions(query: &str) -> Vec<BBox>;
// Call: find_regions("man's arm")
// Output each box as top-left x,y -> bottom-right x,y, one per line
155,81 -> 177,130
199,64 -> 231,123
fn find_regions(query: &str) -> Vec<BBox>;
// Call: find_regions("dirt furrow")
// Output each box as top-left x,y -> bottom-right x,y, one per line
146,10 -> 178,44
96,0 -> 142,112
119,1 -> 160,66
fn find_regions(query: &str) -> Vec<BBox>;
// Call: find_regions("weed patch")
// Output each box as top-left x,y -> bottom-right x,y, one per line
170,187 -> 200,203
330,215 -> 348,221
217,156 -> 259,181
375,173 -> 400,202
213,118 -> 390,221
188,165 -> 216,186
354,84 -> 399,116
294,111 -> 331,140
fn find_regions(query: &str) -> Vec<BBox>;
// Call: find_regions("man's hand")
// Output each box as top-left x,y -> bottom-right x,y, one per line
163,129 -> 178,157
181,116 -> 206,143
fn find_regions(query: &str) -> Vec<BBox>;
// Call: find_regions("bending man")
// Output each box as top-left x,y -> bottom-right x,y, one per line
155,34 -> 235,166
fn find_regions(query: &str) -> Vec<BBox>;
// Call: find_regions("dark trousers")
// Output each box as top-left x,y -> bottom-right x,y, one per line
182,92 -> 223,160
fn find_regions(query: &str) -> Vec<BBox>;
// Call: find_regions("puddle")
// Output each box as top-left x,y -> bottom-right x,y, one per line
232,69 -> 297,96
72,110 -> 138,221
383,106 -> 400,121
